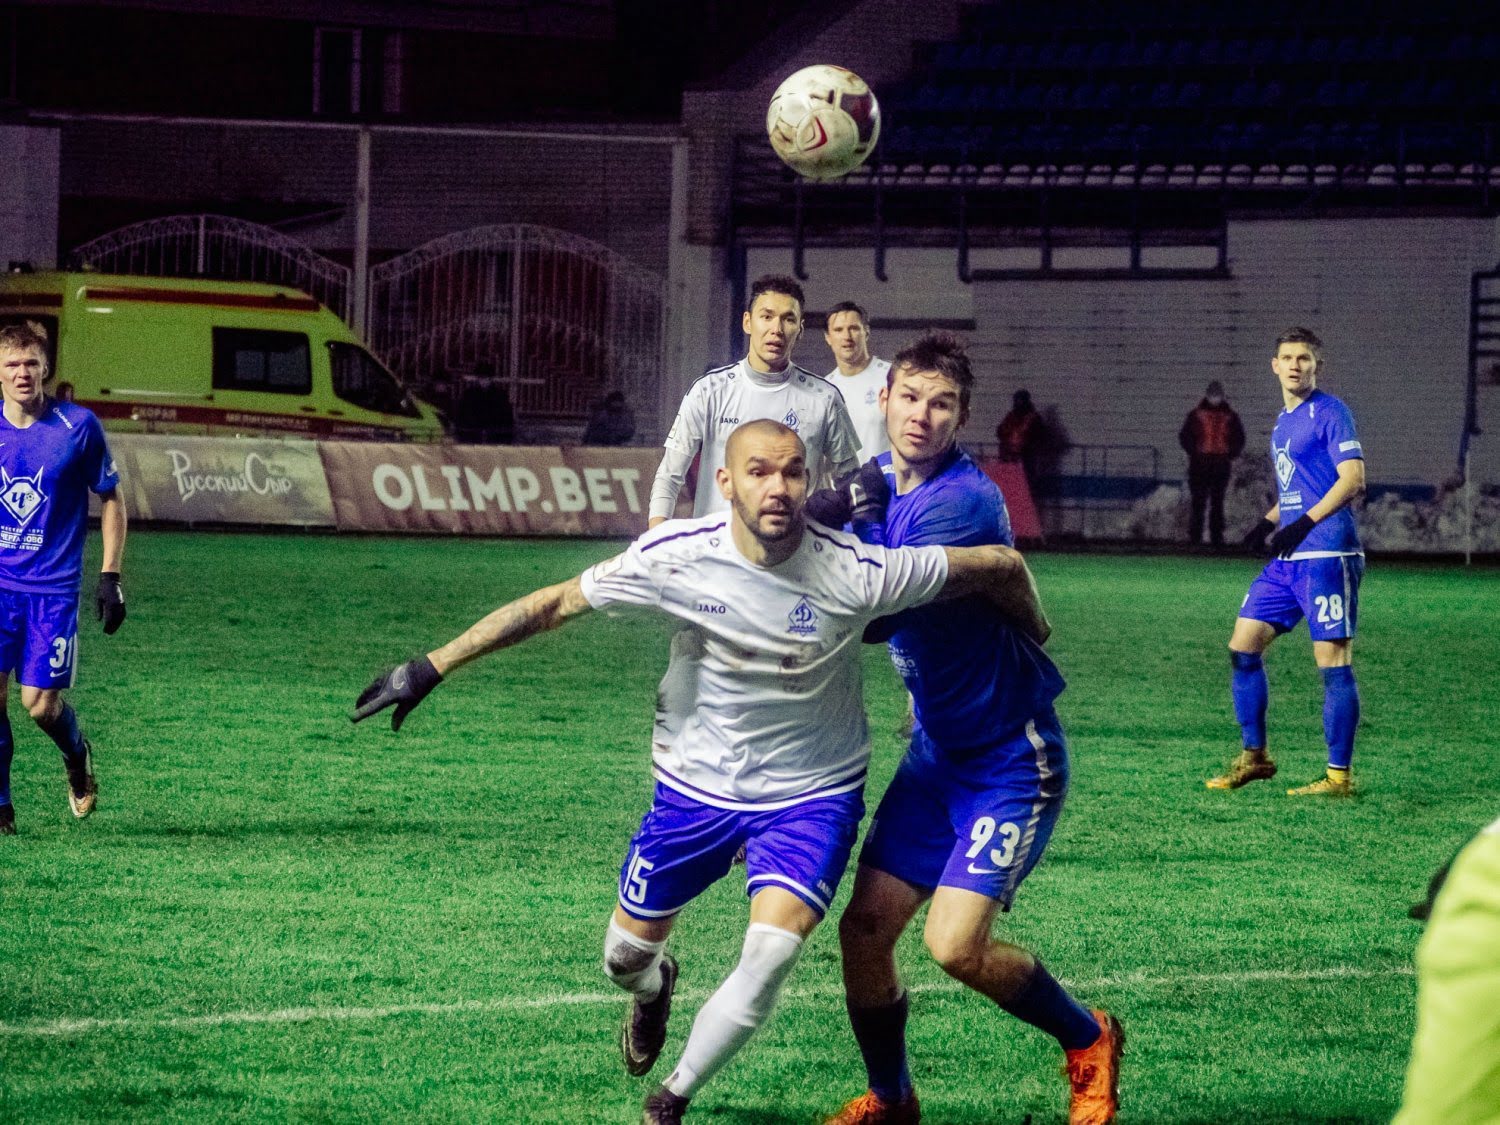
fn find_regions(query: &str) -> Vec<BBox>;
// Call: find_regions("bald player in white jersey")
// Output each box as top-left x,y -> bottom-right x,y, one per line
823,300 -> 892,461
648,274 -> 860,527
354,419 -> 1053,1125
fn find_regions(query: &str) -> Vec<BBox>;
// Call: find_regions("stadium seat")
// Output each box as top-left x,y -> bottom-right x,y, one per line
1086,41 -> 1116,69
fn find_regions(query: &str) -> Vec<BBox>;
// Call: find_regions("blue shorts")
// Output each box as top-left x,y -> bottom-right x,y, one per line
1240,555 -> 1363,641
617,784 -> 864,921
859,710 -> 1069,909
0,589 -> 79,689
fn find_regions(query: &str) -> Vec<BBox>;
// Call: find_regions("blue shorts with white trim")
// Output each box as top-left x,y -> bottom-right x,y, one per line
616,783 -> 863,921
860,709 -> 1069,909
1240,555 -> 1363,641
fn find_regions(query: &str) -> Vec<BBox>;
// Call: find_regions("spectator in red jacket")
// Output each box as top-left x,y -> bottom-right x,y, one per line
996,388 -> 1047,487
1179,380 -> 1246,547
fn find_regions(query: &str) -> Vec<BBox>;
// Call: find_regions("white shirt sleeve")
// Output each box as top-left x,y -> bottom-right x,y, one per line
824,393 -> 863,482
859,542 -> 950,617
649,381 -> 710,521
578,540 -> 666,611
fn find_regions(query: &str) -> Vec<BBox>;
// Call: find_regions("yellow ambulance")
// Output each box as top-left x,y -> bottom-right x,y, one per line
0,271 -> 442,442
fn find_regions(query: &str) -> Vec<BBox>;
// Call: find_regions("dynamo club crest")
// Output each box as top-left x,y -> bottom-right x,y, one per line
0,467 -> 47,527
787,595 -> 818,637
1273,441 -> 1295,489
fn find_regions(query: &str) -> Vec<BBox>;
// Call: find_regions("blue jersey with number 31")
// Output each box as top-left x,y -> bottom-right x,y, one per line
0,401 -> 120,595
1271,389 -> 1362,557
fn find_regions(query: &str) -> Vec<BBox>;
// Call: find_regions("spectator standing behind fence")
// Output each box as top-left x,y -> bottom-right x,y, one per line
996,389 -> 1046,487
1178,381 -> 1246,548
583,391 -> 636,446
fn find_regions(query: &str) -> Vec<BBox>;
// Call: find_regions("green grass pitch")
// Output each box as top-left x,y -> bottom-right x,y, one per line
2,531 -> 1496,1122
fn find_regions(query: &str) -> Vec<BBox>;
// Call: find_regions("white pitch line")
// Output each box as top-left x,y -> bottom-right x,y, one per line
0,963 -> 1413,1038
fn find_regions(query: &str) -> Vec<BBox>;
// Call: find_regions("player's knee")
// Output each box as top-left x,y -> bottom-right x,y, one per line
924,929 -> 988,984
838,901 -> 896,954
602,921 -> 664,992
732,923 -> 804,1024
26,695 -> 59,726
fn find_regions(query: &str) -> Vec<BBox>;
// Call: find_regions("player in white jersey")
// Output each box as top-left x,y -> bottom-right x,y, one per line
823,300 -> 892,461
648,275 -> 860,526
353,419 -> 1053,1124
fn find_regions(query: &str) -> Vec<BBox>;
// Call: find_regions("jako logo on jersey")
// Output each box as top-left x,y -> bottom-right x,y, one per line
719,416 -> 739,425
696,602 -> 727,615
782,409 -> 799,430
0,467 -> 47,527
787,596 -> 818,636
1273,440 -> 1295,489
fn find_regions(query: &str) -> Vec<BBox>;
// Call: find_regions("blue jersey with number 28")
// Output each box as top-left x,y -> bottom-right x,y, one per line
1270,389 -> 1362,557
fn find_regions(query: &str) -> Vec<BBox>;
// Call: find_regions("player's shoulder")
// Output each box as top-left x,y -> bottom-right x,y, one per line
786,362 -> 841,397
685,361 -> 741,395
1313,389 -> 1356,417
803,521 -> 892,571
909,453 -> 1007,540
49,400 -> 102,427
636,513 -> 731,561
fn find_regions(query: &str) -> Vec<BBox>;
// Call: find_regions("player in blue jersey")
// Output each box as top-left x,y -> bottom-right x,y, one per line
0,323 -> 127,836
818,333 -> 1122,1125
1207,327 -> 1365,798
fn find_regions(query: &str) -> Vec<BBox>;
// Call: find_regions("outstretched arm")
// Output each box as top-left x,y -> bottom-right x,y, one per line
428,576 -> 593,676
353,575 -> 594,729
937,544 -> 1051,644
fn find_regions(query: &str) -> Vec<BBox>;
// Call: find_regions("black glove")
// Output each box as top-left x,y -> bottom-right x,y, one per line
351,656 -> 443,731
1241,518 -> 1275,555
848,458 -> 891,528
1268,514 -> 1316,559
804,488 -> 852,528
96,572 -> 126,635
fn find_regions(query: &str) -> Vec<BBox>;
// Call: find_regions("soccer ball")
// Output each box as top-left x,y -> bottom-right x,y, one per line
766,65 -> 881,182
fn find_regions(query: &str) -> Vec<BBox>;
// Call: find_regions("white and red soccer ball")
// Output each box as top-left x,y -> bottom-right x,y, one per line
766,65 -> 882,181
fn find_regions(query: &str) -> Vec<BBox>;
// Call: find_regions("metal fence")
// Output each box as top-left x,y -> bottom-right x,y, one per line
367,224 -> 664,425
69,215 -> 354,321
67,216 -> 665,430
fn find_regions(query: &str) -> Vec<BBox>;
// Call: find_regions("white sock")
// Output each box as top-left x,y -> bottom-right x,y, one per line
664,923 -> 804,1099
603,920 -> 666,1001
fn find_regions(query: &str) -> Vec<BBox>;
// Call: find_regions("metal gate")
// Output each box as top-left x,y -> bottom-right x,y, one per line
68,214 -> 354,321
67,216 -> 665,430
367,224 -> 664,424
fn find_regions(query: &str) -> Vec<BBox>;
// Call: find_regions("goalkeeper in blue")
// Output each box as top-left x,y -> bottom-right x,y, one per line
1207,327 -> 1365,798
813,332 -> 1122,1125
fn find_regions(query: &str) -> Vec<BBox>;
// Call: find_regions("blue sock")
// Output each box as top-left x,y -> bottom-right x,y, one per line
0,707 -> 12,807
1322,666 -> 1359,770
847,992 -> 912,1103
1000,961 -> 1100,1051
38,703 -> 88,782
1230,650 -> 1268,749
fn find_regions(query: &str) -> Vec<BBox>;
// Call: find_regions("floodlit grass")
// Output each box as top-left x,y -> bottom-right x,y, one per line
2,532 -> 1496,1122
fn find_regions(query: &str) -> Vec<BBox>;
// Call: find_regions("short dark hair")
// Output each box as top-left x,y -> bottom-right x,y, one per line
825,300 -> 868,326
890,330 -> 975,412
1275,326 -> 1324,359
0,320 -> 48,354
747,274 -> 805,313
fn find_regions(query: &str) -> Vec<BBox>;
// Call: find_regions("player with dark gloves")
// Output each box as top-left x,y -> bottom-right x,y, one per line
1268,513 -> 1317,558
96,572 -> 126,634
352,656 -> 443,731
1241,517 -> 1275,554
804,458 -> 890,531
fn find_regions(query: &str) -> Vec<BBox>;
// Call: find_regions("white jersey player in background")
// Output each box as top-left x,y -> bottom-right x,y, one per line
647,275 -> 860,527
823,300 -> 892,461
353,419 -> 1054,1125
